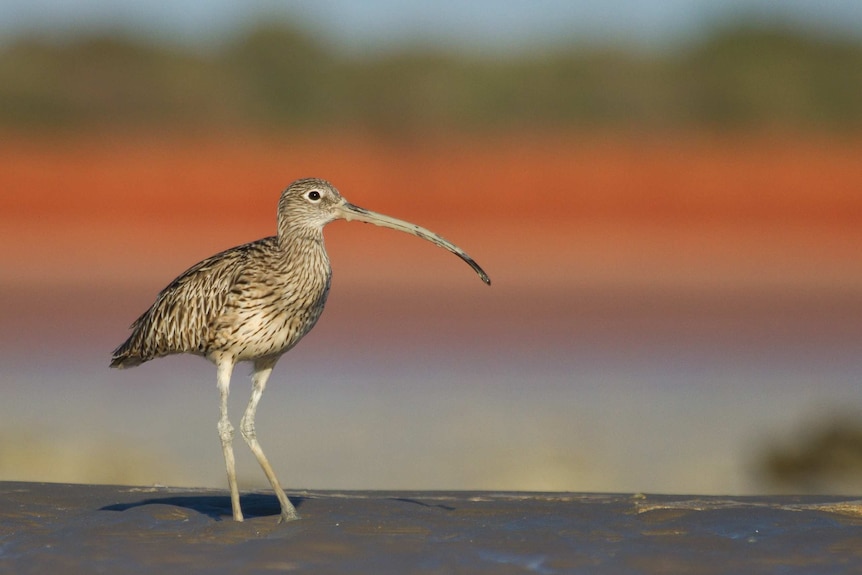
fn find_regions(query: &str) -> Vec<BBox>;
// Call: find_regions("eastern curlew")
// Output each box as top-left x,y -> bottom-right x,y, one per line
111,178 -> 490,522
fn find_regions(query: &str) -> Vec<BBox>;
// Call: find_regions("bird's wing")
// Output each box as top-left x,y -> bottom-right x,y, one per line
114,238 -> 275,365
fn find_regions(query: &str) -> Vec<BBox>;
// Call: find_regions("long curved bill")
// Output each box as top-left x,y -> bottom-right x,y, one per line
336,202 -> 491,286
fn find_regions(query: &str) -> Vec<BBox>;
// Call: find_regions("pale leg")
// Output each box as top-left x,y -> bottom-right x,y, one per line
241,357 -> 299,522
216,357 -> 243,521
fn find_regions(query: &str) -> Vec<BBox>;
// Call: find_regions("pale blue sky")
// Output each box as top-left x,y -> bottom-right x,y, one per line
2,0 -> 861,51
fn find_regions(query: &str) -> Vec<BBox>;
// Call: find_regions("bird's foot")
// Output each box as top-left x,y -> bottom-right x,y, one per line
278,509 -> 300,523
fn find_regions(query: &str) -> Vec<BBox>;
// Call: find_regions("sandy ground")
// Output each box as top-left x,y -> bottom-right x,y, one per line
4,133 -> 862,291
2,481 -> 862,573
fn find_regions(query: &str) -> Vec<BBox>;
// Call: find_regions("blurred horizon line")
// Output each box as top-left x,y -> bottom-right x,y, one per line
3,1 -> 862,54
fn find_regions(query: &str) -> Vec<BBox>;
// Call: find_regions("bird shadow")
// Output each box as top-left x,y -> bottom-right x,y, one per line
101,492 -> 304,521
389,497 -> 456,511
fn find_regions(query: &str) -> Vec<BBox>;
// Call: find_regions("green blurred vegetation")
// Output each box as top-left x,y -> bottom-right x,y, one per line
759,415 -> 862,494
1,23 -> 860,133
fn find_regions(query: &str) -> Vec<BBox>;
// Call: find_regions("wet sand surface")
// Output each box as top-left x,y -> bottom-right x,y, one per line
2,482 -> 862,573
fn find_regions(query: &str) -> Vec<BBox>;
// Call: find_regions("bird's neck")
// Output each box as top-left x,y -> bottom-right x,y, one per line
276,223 -> 327,262
277,219 -> 324,246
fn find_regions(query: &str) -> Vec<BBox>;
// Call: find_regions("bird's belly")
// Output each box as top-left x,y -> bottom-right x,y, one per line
210,291 -> 328,362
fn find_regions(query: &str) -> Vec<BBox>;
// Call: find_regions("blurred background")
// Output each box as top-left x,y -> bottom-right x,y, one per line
2,1 -> 862,496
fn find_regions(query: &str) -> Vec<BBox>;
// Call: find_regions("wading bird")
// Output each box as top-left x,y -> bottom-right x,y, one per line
111,178 -> 490,522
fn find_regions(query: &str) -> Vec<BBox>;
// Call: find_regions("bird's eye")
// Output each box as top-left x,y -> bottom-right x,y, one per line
307,190 -> 321,202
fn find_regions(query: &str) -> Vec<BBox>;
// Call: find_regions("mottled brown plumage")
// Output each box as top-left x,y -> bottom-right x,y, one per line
111,178 -> 490,522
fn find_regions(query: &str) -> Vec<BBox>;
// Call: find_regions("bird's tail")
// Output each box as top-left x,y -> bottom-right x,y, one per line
110,332 -> 147,369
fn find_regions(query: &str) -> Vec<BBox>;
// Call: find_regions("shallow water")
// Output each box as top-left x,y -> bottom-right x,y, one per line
2,285 -> 861,494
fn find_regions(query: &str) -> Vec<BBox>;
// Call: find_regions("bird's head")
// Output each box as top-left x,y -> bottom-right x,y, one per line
277,177 -> 491,285
277,178 -> 347,235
